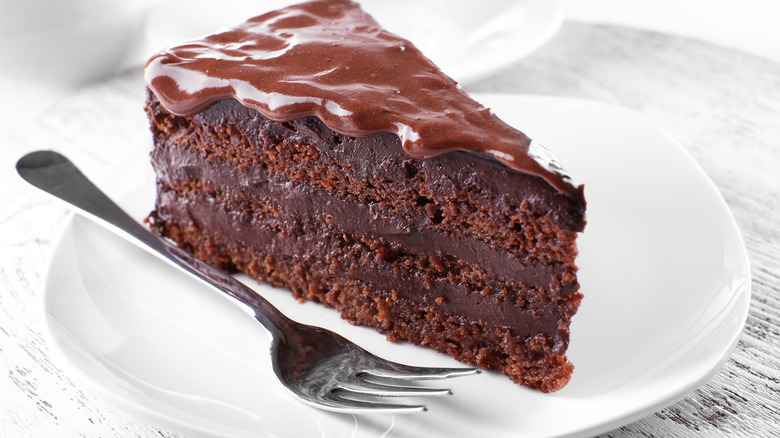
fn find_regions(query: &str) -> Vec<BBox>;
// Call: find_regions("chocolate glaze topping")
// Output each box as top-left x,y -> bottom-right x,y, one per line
145,0 -> 584,203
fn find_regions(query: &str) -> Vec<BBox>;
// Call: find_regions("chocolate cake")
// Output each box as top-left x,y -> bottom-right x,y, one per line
144,0 -> 585,392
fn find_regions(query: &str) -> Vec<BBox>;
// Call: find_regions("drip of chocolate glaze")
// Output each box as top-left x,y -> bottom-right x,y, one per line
144,0 -> 584,204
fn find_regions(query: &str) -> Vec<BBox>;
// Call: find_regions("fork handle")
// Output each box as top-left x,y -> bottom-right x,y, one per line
16,150 -> 288,336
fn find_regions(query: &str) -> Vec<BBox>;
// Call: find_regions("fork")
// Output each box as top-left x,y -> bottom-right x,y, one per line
16,150 -> 478,413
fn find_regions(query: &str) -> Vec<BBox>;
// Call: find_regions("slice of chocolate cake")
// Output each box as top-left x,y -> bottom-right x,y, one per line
144,0 -> 585,392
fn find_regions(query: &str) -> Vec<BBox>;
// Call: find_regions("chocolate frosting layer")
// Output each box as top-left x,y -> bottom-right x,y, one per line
145,0 -> 584,204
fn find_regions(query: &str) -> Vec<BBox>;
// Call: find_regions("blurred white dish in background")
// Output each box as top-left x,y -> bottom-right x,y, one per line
0,0 -> 156,85
144,0 -> 562,85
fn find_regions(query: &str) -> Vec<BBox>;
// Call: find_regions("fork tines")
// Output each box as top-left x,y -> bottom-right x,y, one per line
324,365 -> 480,413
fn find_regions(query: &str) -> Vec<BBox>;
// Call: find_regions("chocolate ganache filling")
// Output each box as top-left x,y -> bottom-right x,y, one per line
145,0 -> 584,203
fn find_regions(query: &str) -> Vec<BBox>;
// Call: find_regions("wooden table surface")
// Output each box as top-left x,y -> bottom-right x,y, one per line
1,22 -> 778,437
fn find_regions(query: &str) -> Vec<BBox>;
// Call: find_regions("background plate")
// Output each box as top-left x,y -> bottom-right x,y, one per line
43,94 -> 750,438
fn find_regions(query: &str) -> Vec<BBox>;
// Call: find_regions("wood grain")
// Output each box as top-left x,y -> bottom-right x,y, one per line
1,22 -> 778,437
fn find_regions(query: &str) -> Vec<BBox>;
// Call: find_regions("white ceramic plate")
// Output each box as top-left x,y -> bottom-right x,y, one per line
43,95 -> 751,438
143,0 -> 562,85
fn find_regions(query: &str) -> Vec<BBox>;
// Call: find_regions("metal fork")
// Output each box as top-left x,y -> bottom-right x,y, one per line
16,150 -> 477,413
